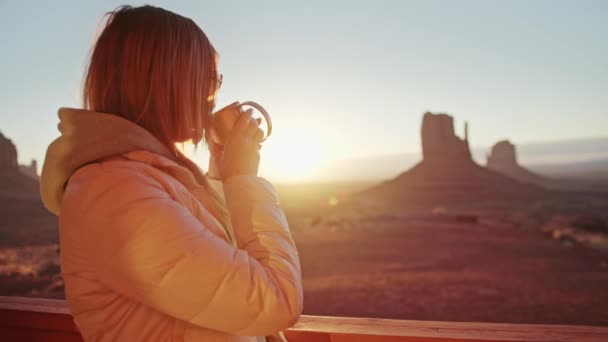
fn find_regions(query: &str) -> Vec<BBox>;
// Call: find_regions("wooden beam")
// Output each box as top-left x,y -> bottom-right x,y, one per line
2,296 -> 607,341
288,315 -> 608,342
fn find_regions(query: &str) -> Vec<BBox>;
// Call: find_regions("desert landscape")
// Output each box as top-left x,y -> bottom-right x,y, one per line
1,112 -> 608,325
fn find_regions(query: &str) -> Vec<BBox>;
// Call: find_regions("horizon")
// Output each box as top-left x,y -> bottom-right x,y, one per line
1,0 -> 607,182
3,128 -> 606,184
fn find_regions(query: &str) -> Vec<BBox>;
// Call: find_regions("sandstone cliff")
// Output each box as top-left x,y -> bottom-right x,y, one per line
362,112 -> 544,208
0,131 -> 40,196
421,112 -> 471,163
487,140 -> 550,186
0,131 -> 18,170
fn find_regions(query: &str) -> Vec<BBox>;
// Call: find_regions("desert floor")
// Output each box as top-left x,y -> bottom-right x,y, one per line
294,219 -> 608,325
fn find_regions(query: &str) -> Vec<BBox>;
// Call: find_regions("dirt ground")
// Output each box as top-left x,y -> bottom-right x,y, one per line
2,185 -> 608,326
293,220 -> 608,326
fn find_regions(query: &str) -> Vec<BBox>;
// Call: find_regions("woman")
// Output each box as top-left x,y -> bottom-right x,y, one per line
39,5 -> 302,342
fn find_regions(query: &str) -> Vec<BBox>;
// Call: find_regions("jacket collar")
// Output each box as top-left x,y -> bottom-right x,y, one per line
40,107 -> 188,215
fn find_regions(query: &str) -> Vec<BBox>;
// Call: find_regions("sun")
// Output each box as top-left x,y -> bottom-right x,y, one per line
261,129 -> 326,182
176,127 -> 326,183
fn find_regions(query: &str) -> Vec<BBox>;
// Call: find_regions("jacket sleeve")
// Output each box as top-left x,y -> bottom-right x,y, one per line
71,164 -> 303,336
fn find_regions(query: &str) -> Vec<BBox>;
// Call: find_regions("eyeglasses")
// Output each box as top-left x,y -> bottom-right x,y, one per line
216,73 -> 223,92
209,73 -> 223,101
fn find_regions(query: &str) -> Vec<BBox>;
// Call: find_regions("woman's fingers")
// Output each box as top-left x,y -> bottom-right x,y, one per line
251,117 -> 264,141
244,118 -> 264,141
230,109 -> 264,144
232,109 -> 253,134
252,128 -> 264,142
220,109 -> 263,180
243,117 -> 257,137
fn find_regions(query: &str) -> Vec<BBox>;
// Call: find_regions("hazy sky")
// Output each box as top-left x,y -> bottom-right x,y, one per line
1,0 -> 607,181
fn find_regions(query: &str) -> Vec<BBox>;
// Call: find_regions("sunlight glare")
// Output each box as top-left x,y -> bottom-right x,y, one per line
262,129 -> 327,182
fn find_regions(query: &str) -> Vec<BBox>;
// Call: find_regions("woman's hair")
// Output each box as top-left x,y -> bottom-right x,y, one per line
83,5 -> 230,229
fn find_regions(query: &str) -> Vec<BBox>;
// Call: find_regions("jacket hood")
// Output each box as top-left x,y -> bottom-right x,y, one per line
40,107 -> 178,216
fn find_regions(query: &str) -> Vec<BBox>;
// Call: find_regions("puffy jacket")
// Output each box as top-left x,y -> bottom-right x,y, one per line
39,107 -> 303,341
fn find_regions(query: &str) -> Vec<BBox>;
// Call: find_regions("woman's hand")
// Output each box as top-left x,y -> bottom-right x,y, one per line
207,142 -> 223,180
217,109 -> 264,181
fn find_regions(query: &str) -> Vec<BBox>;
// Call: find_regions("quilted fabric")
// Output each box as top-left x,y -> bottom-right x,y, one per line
40,108 -> 303,341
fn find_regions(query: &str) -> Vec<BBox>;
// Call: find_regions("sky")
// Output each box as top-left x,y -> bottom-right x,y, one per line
0,0 -> 607,182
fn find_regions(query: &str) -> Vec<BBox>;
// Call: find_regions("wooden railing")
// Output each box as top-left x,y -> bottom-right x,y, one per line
1,296 -> 607,341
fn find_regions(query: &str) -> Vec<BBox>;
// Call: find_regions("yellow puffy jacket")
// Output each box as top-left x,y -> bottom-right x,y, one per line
40,107 -> 302,341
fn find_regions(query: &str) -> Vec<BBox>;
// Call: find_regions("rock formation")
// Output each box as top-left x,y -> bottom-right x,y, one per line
421,112 -> 471,163
0,131 -> 18,170
361,112 -> 544,208
487,140 -> 550,186
0,131 -> 40,196
19,159 -> 39,180
487,141 -> 517,167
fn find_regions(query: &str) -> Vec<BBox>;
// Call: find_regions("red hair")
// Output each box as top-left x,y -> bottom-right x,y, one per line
83,5 -> 229,227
